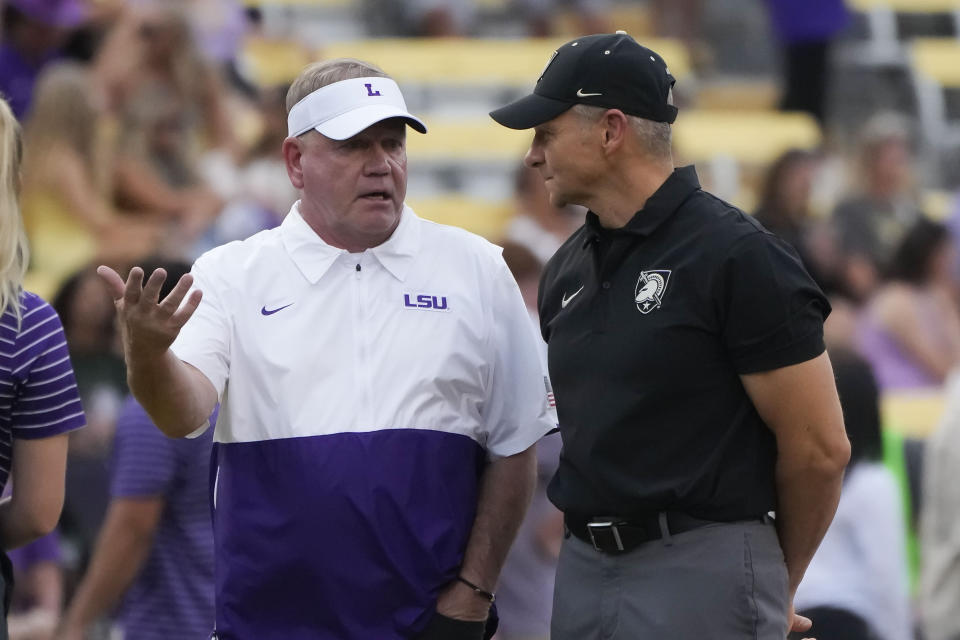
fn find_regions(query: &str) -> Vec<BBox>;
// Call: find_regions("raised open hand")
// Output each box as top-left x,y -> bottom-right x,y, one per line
97,264 -> 202,361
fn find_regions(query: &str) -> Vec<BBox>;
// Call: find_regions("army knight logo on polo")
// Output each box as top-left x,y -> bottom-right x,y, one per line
634,270 -> 671,314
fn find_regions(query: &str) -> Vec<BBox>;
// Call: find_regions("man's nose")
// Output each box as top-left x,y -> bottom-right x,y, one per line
524,144 -> 542,169
365,145 -> 391,174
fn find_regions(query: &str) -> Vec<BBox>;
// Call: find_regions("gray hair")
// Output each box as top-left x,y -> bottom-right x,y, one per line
286,58 -> 389,112
571,104 -> 672,160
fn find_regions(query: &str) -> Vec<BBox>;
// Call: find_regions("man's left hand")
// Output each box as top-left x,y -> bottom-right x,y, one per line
435,580 -> 490,622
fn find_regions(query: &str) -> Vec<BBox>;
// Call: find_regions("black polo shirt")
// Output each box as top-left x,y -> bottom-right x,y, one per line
539,166 -> 830,522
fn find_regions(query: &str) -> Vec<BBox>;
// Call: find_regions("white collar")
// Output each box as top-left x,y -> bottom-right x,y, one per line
280,201 -> 421,283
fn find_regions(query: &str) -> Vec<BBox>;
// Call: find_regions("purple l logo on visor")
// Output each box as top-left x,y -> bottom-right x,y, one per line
365,83 -> 381,97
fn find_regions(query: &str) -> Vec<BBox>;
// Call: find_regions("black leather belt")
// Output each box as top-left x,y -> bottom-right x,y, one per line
565,512 -> 718,554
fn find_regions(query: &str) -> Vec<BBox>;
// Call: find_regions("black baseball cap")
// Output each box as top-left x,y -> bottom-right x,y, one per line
490,32 -> 677,130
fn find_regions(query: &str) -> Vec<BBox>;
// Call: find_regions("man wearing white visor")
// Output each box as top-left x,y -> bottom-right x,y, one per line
96,58 -> 556,639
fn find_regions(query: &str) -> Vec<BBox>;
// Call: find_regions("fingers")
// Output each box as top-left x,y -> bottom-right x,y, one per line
96,265 -> 126,300
123,267 -> 145,304
158,273 -> 194,315
142,267 -> 168,305
170,289 -> 203,329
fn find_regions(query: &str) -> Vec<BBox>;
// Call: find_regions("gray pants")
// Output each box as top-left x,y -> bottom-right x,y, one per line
552,519 -> 789,639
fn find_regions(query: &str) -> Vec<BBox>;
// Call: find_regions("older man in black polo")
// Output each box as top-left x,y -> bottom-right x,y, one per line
490,32 -> 850,639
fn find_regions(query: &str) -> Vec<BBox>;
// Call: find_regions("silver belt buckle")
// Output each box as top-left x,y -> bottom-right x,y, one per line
587,518 -> 625,552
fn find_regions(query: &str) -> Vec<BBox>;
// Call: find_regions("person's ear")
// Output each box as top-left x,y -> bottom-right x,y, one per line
282,136 -> 306,190
599,109 -> 629,155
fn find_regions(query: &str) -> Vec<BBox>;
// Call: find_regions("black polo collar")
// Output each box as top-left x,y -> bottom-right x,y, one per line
583,165 -> 701,247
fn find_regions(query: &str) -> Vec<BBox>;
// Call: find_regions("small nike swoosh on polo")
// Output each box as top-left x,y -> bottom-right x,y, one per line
561,286 -> 584,309
576,89 -> 602,97
261,303 -> 294,316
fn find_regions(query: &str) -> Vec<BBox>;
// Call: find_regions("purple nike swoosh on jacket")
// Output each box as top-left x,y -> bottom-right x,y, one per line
261,304 -> 294,316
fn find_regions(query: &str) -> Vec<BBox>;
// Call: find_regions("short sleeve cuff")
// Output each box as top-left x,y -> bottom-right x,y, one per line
169,345 -> 226,401
732,330 -> 826,375
13,413 -> 86,440
485,414 -> 557,460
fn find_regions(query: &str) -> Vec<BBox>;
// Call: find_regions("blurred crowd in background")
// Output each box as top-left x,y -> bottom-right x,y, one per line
3,0 -> 960,639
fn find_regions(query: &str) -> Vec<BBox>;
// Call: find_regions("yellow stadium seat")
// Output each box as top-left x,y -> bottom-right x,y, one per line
242,0 -> 351,6
554,5 -> 653,38
605,5 -> 655,36
23,271 -> 63,303
475,0 -> 511,8
694,79 -> 780,111
406,196 -> 514,240
319,37 -> 690,88
883,389 -> 947,438
672,110 -> 822,166
923,189 -> 957,220
238,37 -> 313,87
407,117 -> 531,163
848,0 -> 960,12
670,110 -> 821,210
912,38 -> 960,88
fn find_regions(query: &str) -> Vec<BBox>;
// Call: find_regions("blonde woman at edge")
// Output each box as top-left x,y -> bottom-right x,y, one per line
20,63 -> 161,300
0,95 -> 86,639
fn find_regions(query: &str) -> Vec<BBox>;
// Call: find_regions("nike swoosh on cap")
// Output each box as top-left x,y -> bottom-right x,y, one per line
576,89 -> 603,97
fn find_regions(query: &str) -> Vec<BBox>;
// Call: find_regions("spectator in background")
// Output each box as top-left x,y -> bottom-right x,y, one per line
199,84 -> 298,252
500,241 -> 543,318
791,350 -> 912,640
0,94 -> 86,637
0,0 -> 86,119
754,148 -> 841,295
856,219 -> 960,390
50,267 -> 128,573
20,62 -> 161,300
649,0 -> 704,64
505,165 -> 581,266
59,261 -> 215,640
94,3 -> 236,157
945,186 -> 960,283
496,242 -> 563,640
113,85 -> 225,254
118,0 -> 249,98
921,369 -> 960,640
163,0 -> 247,72
359,0 -> 478,36
59,0 -> 126,64
494,431 -> 562,640
832,114 -> 922,302
361,0 -> 608,37
513,0 -> 610,37
6,531 -> 63,640
764,0 -> 850,124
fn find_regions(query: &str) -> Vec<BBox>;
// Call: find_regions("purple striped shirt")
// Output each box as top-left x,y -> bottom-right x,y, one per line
110,396 -> 215,639
0,291 -> 85,494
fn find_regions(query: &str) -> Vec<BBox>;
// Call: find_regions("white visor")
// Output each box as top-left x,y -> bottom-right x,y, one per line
287,76 -> 427,140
